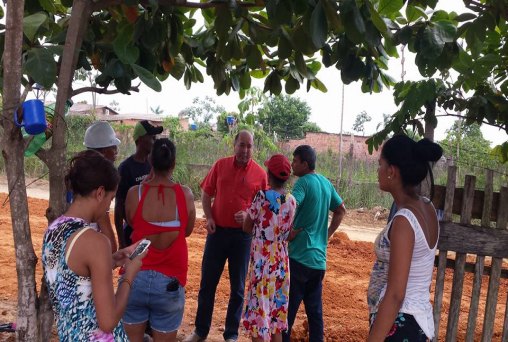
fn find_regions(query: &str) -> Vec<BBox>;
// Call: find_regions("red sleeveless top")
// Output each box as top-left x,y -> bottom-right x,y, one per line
131,183 -> 189,286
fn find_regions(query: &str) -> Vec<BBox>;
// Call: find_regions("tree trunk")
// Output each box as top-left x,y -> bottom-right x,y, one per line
46,0 -> 93,222
424,100 -> 436,141
36,1 -> 94,339
422,100 -> 436,198
37,281 -> 54,342
1,0 -> 40,340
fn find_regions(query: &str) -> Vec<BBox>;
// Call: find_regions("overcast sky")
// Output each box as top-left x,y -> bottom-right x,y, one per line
61,0 -> 506,146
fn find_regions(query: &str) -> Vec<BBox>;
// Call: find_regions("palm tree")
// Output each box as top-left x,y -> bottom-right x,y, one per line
150,105 -> 164,115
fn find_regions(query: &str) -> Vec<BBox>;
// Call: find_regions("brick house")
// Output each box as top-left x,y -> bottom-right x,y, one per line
68,103 -> 120,116
280,132 -> 381,161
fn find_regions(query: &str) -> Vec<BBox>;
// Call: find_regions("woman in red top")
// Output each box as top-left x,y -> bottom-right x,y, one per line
123,138 -> 196,342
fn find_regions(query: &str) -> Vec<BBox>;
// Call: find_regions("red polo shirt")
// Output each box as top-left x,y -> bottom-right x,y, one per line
201,156 -> 268,228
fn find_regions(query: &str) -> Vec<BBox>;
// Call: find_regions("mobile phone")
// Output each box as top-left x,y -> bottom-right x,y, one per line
166,277 -> 180,292
129,239 -> 151,260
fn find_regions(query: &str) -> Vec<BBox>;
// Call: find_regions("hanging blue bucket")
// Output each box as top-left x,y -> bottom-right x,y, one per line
190,123 -> 197,131
14,99 -> 47,135
226,115 -> 235,125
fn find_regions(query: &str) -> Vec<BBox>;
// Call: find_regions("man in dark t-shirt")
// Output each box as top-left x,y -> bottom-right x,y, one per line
114,120 -> 163,248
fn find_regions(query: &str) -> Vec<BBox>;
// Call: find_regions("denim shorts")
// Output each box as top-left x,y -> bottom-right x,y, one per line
123,270 -> 185,333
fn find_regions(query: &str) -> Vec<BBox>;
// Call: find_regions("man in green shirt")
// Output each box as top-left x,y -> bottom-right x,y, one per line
283,145 -> 346,342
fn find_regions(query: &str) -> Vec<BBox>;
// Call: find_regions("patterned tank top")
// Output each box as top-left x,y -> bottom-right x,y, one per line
42,216 -> 128,341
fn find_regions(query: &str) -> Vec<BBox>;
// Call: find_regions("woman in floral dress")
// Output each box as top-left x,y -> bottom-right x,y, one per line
242,154 -> 296,342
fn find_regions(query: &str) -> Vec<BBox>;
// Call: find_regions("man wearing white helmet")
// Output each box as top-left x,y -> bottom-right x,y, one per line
84,121 -> 121,162
83,121 -> 121,252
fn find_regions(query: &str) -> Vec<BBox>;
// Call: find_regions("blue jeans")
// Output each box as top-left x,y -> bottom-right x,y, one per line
194,227 -> 252,340
283,259 -> 325,342
123,270 -> 185,333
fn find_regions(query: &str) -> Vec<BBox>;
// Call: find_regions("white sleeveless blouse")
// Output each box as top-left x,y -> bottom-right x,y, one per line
367,208 -> 439,339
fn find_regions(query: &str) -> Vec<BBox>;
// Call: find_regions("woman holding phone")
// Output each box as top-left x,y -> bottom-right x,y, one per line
123,138 -> 196,342
42,150 -> 145,341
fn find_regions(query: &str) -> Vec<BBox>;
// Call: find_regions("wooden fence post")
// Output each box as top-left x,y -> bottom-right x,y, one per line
433,165 -> 456,341
482,186 -> 508,341
446,175 -> 475,342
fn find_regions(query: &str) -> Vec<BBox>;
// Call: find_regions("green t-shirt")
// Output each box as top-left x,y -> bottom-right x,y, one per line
289,173 -> 343,270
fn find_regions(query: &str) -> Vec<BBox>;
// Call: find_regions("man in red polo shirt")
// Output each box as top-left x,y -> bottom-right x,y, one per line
184,130 -> 267,342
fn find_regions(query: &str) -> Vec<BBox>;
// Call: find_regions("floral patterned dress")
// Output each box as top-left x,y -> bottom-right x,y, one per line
242,189 -> 296,340
42,216 -> 128,341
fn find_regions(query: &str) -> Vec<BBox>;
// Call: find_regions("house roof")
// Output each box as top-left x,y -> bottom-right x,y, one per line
96,113 -> 166,123
68,103 -> 120,115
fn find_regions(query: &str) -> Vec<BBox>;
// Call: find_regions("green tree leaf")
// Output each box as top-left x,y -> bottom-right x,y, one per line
278,30 -> 293,60
378,0 -> 403,17
294,51 -> 310,78
310,77 -> 328,92
264,71 -> 282,95
455,13 -> 476,22
266,0 -> 293,26
432,20 -> 456,43
418,21 -> 456,59
131,63 -> 162,91
23,12 -> 48,42
368,3 -> 388,35
322,0 -> 343,33
292,24 -> 318,56
251,69 -> 270,79
406,5 -> 427,23
285,75 -> 300,94
113,23 -> 139,65
310,1 -> 328,48
341,0 -> 366,44
23,47 -> 57,88
246,44 -> 263,69
169,54 -> 186,80
240,70 -> 252,89
215,7 -> 232,39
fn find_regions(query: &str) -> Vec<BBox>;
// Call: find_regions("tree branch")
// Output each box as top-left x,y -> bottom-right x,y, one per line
435,112 -> 506,131
20,81 -> 34,103
93,0 -> 265,11
71,84 -> 140,97
35,147 -> 49,166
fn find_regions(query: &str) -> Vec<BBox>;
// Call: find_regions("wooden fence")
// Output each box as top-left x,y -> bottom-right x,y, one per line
432,166 -> 508,341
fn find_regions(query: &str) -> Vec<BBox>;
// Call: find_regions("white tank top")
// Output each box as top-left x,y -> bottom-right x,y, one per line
367,208 -> 439,339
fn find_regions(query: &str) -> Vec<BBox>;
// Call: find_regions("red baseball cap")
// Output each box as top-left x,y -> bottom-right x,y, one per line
264,154 -> 291,180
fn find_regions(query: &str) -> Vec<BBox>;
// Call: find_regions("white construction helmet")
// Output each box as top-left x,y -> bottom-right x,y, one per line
83,121 -> 121,149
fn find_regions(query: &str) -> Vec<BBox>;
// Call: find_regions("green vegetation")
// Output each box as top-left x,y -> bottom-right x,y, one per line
352,111 -> 372,136
14,0 -> 508,159
2,115 -> 506,209
6,1 -> 508,339
438,121 -> 508,189
257,94 -> 319,139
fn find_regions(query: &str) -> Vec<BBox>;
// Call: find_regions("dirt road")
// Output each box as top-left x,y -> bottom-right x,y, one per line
1,182 -> 506,341
0,177 -> 384,243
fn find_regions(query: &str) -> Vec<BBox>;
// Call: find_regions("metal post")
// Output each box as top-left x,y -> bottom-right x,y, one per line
338,83 -> 345,186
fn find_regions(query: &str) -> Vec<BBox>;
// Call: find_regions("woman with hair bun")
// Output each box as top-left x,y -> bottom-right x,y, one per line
368,135 -> 443,341
123,138 -> 196,342
42,150 -> 145,341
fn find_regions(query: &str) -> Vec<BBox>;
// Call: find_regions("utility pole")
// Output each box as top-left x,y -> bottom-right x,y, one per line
338,83 -> 345,187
